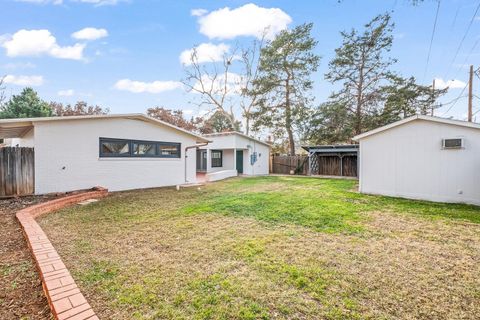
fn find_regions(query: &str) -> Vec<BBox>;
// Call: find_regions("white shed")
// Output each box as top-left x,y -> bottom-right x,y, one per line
197,132 -> 271,182
353,115 -> 480,205
0,114 -> 209,194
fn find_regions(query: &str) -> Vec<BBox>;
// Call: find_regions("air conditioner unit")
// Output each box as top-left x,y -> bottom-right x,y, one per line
442,138 -> 464,149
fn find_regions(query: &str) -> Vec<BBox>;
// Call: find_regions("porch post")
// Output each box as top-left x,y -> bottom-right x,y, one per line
206,149 -> 210,173
233,148 -> 237,172
339,154 -> 343,177
308,151 -> 313,176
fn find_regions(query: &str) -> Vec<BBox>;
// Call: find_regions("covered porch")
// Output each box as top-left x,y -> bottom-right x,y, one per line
0,118 -> 35,147
196,148 -> 246,182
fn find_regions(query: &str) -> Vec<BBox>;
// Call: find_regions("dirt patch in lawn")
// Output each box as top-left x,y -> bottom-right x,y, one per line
0,196 -> 59,320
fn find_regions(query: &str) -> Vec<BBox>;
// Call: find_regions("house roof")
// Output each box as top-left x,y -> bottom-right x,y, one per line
0,113 -> 209,143
203,131 -> 271,147
352,115 -> 480,141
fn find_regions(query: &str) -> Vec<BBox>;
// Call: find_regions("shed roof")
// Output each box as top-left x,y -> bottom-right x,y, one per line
0,113 -> 209,143
302,144 -> 359,153
203,131 -> 271,147
353,115 -> 480,141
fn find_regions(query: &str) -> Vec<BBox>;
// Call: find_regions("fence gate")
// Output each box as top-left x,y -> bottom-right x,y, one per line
0,147 -> 34,197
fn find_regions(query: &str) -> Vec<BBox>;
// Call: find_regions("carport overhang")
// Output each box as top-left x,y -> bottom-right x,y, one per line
0,120 -> 34,139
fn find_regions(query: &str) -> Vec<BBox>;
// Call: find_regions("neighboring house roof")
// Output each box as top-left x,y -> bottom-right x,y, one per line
203,131 -> 271,147
0,113 -> 209,143
353,115 -> 480,141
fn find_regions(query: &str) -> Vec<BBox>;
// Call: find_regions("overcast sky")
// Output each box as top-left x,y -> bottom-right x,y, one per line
1,0 -> 479,121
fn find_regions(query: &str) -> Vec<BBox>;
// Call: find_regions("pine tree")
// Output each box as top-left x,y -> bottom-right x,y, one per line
0,87 -> 52,119
252,23 -> 320,155
325,13 -> 396,136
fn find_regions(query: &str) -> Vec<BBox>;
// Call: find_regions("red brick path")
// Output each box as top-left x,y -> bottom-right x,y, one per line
16,187 -> 108,320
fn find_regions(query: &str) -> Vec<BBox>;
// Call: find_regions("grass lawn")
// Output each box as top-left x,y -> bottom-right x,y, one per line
39,176 -> 480,319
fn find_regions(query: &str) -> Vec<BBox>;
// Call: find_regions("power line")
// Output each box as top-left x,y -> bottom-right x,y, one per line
450,4 -> 461,29
441,83 -> 468,116
452,38 -> 480,79
439,3 -> 461,65
440,94 -> 468,106
423,0 -> 441,81
471,107 -> 480,117
443,0 -> 480,79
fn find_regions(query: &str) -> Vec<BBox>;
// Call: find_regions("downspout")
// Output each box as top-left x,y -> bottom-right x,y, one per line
184,142 -> 209,183
253,140 -> 256,176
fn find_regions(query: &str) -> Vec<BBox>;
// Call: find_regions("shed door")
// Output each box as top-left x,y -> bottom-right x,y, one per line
236,150 -> 243,174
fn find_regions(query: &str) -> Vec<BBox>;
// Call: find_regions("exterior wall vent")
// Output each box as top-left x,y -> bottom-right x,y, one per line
442,138 -> 464,149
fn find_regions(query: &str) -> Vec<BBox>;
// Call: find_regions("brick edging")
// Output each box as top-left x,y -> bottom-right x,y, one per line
16,187 -> 108,320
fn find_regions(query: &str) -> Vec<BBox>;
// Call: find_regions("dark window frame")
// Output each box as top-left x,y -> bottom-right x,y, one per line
132,141 -> 157,157
157,142 -> 182,158
99,137 -> 181,158
211,150 -> 223,167
99,138 -> 131,158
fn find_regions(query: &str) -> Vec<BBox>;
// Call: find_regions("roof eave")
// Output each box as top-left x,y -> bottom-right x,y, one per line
353,115 -> 480,141
0,113 -> 209,142
203,131 -> 271,147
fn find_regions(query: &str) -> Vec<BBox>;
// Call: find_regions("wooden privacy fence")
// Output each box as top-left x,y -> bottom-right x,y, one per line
271,154 -> 357,177
0,147 -> 34,197
271,155 -> 309,175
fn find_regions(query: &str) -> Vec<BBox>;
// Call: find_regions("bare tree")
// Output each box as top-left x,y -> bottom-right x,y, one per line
50,101 -> 109,116
0,76 -> 6,108
182,38 -> 264,135
182,47 -> 239,128
237,39 -> 264,135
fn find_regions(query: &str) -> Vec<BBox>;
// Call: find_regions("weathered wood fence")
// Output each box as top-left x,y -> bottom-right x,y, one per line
0,147 -> 34,197
271,155 -> 309,175
270,154 -> 357,177
313,155 -> 357,177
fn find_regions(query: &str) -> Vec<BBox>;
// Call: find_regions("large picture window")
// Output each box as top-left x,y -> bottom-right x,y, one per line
211,150 -> 223,167
100,138 -> 181,158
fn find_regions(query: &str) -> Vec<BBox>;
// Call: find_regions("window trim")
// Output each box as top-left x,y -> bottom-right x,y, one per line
211,150 -> 223,167
99,137 -> 181,158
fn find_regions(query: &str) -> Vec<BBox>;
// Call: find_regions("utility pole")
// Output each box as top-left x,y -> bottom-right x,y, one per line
431,79 -> 435,116
468,65 -> 473,122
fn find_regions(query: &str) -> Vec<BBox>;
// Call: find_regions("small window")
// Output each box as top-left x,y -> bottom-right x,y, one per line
100,139 -> 130,157
133,142 -> 156,156
211,150 -> 223,167
159,144 -> 180,157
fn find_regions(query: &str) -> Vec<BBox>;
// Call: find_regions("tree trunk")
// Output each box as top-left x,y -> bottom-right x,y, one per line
285,78 -> 295,155
245,116 -> 250,135
355,52 -> 365,136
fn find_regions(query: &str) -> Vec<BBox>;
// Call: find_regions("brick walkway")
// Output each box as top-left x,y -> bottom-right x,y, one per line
16,188 -> 108,320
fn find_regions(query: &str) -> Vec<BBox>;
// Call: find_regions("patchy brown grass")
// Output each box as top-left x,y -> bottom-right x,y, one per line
39,177 -> 480,319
